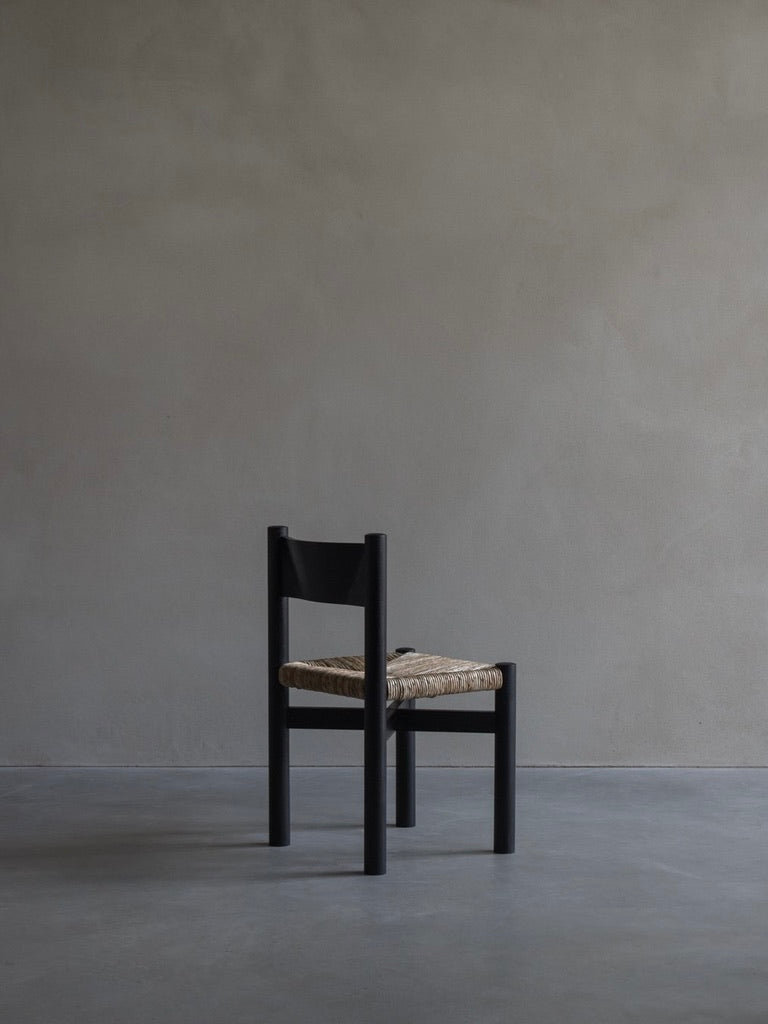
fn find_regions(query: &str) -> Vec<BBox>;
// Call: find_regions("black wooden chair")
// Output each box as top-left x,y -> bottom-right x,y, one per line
268,525 -> 516,875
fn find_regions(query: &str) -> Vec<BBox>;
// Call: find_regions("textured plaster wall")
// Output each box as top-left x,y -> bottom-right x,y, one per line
3,1 -> 768,765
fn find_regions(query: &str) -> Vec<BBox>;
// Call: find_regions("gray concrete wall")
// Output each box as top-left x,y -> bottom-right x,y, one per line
3,0 -> 768,766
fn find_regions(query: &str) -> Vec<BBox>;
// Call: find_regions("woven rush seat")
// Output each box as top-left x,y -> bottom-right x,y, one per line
279,650 -> 504,701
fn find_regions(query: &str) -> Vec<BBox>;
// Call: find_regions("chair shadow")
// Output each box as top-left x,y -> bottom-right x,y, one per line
269,869 -> 366,880
292,822 -> 362,831
0,820 -> 499,885
395,847 -> 492,858
0,828 -> 273,883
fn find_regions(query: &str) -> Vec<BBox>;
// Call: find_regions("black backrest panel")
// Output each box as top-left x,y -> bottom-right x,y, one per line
280,537 -> 367,606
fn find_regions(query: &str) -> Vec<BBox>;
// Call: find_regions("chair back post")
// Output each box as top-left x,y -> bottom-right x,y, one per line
363,532 -> 387,701
268,525 -> 289,668
268,525 -> 290,845
363,532 -> 387,874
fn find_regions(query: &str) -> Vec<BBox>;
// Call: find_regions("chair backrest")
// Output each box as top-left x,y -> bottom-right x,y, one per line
268,526 -> 386,606
279,536 -> 367,606
267,527 -> 387,700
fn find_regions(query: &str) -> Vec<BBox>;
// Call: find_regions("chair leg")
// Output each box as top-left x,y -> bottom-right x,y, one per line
396,698 -> 416,827
269,682 -> 290,846
494,663 -> 516,854
364,704 -> 387,875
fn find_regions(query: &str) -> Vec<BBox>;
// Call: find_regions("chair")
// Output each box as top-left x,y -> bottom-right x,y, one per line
268,526 -> 516,875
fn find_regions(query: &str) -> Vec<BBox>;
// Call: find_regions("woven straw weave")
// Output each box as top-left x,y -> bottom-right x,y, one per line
278,651 -> 503,701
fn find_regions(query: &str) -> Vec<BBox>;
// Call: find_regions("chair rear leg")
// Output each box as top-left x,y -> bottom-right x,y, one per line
396,698 -> 416,827
364,705 -> 387,875
269,682 -> 290,846
494,662 -> 516,854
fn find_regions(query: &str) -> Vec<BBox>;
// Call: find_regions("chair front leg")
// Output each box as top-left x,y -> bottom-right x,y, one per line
396,698 -> 416,827
493,662 -> 516,854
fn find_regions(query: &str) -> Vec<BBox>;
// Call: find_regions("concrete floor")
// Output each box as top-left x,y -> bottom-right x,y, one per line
1,768 -> 766,1024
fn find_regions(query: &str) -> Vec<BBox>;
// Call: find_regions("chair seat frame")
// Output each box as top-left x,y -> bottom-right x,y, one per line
268,525 -> 516,875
